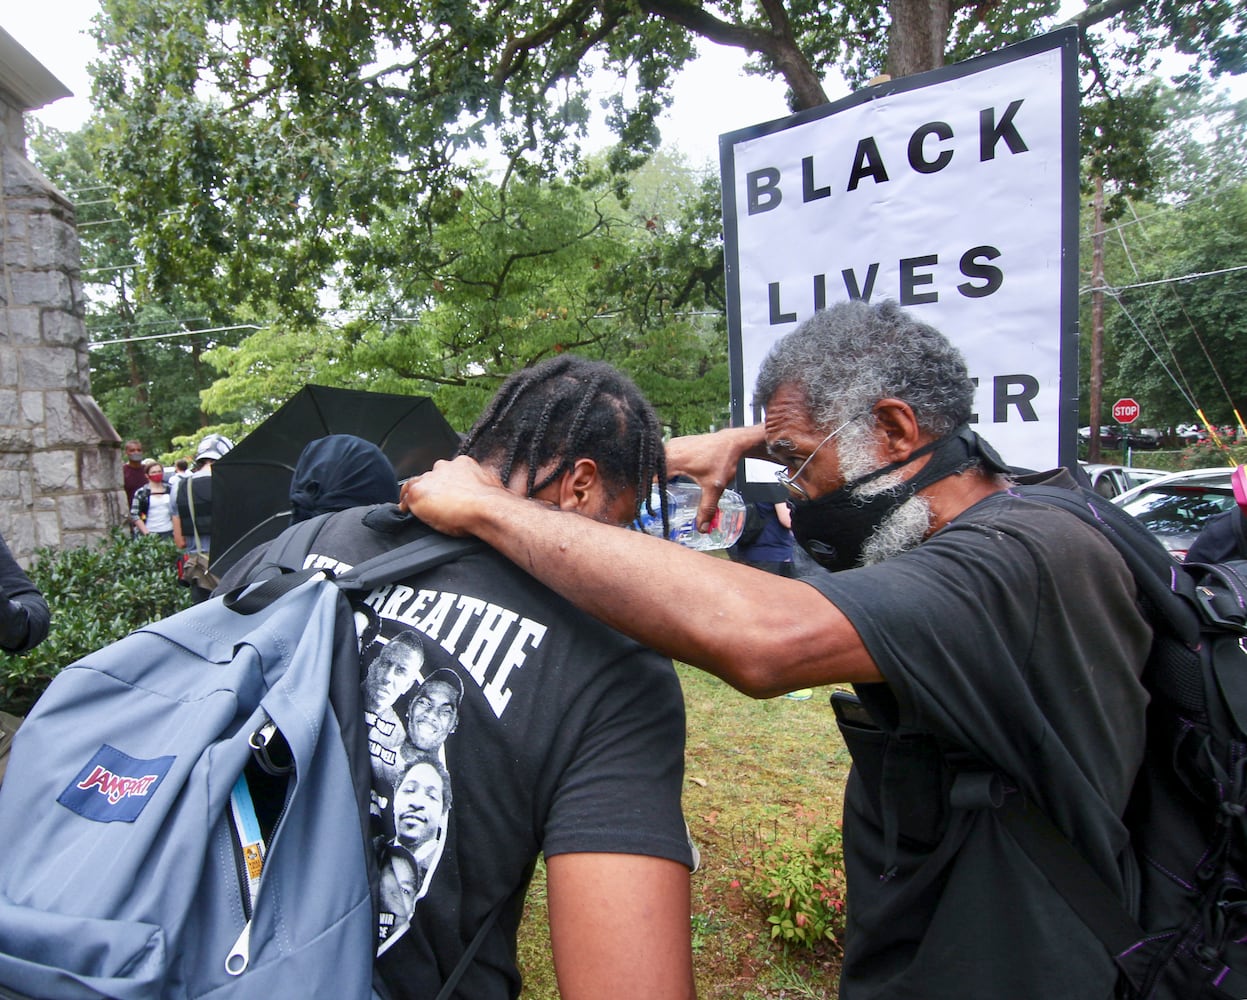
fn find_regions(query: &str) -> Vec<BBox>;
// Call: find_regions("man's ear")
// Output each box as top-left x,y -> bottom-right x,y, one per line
554,458 -> 601,512
872,398 -> 923,461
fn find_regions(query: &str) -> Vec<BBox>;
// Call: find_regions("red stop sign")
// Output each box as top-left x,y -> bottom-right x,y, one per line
1112,398 -> 1141,424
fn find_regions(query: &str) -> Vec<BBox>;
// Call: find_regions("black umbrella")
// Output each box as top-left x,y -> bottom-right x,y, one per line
209,385 -> 461,577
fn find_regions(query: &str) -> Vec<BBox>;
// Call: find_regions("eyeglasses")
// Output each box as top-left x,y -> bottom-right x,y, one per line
775,414 -> 861,500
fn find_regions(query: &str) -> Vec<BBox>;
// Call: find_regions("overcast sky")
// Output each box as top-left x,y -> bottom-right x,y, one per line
3,3 -> 798,171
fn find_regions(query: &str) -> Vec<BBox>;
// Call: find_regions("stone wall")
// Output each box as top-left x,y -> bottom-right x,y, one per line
0,96 -> 125,567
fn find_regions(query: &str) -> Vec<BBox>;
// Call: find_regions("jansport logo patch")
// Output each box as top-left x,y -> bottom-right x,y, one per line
57,745 -> 175,823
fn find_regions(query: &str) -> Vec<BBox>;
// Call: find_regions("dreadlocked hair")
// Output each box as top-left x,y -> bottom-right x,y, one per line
459,355 -> 669,535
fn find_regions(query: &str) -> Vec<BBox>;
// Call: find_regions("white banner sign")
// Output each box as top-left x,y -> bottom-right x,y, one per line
720,30 -> 1079,483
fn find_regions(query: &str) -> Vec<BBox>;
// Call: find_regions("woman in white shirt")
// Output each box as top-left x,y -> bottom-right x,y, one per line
130,462 -> 175,539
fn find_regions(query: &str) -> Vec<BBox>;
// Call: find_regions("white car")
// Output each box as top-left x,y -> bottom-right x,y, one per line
1111,467 -> 1238,559
1079,463 -> 1168,499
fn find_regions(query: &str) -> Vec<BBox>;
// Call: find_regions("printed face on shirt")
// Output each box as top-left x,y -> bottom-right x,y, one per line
407,678 -> 459,751
364,637 -> 424,711
379,851 -> 418,922
393,761 -> 447,850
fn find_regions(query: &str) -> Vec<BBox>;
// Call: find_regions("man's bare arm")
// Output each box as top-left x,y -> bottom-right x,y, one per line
400,455 -> 882,694
546,853 -> 695,1000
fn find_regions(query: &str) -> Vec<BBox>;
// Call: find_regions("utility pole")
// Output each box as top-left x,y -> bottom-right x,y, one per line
1088,176 -> 1105,464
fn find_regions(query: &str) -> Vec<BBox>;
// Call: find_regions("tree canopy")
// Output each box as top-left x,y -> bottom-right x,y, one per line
43,0 -> 1245,449
1100,182 -> 1247,430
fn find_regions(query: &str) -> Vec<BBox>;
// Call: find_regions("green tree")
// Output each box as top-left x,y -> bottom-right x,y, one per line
1101,183 -> 1247,430
199,164 -> 729,434
1147,89 -> 1247,198
68,0 -> 1244,448
85,0 -> 1243,331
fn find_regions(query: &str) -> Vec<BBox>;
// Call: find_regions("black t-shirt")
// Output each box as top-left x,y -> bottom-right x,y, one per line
284,506 -> 692,999
806,477 -> 1152,1000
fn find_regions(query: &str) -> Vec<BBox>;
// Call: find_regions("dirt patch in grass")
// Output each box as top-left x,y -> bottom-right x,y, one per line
518,664 -> 852,998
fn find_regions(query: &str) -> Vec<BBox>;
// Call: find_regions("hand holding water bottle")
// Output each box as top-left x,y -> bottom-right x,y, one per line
634,481 -> 747,551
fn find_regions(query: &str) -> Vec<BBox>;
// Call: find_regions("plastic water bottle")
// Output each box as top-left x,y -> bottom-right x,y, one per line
635,481 -> 748,551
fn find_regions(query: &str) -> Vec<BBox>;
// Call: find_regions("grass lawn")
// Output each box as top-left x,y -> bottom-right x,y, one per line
517,663 -> 851,998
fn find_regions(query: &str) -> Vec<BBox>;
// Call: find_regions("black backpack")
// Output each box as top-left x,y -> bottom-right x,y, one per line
994,482 -> 1247,1000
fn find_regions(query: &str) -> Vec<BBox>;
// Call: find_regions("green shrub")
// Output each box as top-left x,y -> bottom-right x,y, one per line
1176,440 -> 1247,471
1,529 -> 192,715
734,821 -> 847,954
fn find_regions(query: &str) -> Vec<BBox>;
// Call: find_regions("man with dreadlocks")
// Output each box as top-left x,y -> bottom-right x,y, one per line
231,356 -> 695,1000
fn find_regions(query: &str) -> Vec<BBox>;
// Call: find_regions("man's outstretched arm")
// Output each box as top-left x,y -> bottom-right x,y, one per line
546,853 -> 695,1000
400,453 -> 882,694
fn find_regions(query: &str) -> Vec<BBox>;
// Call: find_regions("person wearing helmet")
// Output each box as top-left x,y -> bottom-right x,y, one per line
171,433 -> 234,601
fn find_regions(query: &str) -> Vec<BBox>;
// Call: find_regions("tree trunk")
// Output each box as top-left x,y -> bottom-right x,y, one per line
886,0 -> 954,78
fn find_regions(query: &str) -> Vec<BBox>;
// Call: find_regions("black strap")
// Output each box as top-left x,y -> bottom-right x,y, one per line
995,791 -> 1144,958
432,895 -> 508,1000
982,483 -> 1156,958
1007,483 -> 1200,646
224,515 -> 482,613
261,512 -> 335,574
336,534 -> 482,591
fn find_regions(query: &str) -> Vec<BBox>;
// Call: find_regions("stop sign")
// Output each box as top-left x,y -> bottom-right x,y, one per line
1112,398 -> 1141,424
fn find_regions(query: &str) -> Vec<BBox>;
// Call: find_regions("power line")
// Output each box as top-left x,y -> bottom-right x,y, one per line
1076,191 -> 1239,242
88,316 -> 210,334
1101,264 -> 1247,293
1102,288 -> 1199,414
88,324 -> 264,349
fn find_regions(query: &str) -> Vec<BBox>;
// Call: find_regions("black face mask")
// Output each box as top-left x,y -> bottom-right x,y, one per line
790,426 -> 1008,572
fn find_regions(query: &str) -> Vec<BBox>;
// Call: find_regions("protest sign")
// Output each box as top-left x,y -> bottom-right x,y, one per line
720,28 -> 1080,482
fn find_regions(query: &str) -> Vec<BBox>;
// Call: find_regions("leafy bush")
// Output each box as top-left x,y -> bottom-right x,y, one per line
734,821 -> 847,954
1,529 -> 191,715
1177,440 -> 1247,471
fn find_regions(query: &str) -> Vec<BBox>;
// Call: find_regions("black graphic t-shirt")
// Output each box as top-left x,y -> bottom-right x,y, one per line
292,506 -> 692,1000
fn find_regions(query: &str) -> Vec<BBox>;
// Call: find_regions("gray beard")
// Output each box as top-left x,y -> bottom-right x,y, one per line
836,425 -> 935,567
857,494 -> 933,566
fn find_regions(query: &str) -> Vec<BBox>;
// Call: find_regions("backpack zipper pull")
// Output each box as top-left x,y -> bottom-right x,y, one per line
225,918 -> 251,976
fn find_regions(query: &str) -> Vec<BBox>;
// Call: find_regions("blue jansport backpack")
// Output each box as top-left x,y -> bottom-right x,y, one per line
0,521 -> 477,1000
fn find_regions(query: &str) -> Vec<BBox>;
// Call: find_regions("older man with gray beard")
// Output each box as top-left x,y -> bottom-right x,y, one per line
401,298 -> 1152,1000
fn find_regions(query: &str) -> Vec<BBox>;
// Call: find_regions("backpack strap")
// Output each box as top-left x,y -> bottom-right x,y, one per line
187,475 -> 206,554
335,533 -> 483,592
997,783 -> 1247,998
431,893 -> 509,1000
222,514 -> 337,614
974,481 -> 1216,988
1006,482 -> 1200,646
261,512 -> 336,573
224,514 -> 482,614
994,791 -> 1144,959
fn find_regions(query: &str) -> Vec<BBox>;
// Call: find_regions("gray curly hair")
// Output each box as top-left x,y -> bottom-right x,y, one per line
754,300 -> 975,438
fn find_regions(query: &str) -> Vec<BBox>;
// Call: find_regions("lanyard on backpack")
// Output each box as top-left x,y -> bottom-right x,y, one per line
229,775 -> 266,913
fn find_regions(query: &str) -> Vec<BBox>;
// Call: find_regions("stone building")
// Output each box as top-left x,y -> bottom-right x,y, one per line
0,26 -> 125,567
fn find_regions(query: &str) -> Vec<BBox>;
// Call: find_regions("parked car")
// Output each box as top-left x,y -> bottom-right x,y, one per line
1078,426 -> 1162,450
1078,463 -> 1168,499
1111,467 -> 1239,559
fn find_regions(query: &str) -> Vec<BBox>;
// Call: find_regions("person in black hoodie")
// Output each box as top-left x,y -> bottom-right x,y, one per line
214,434 -> 398,593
